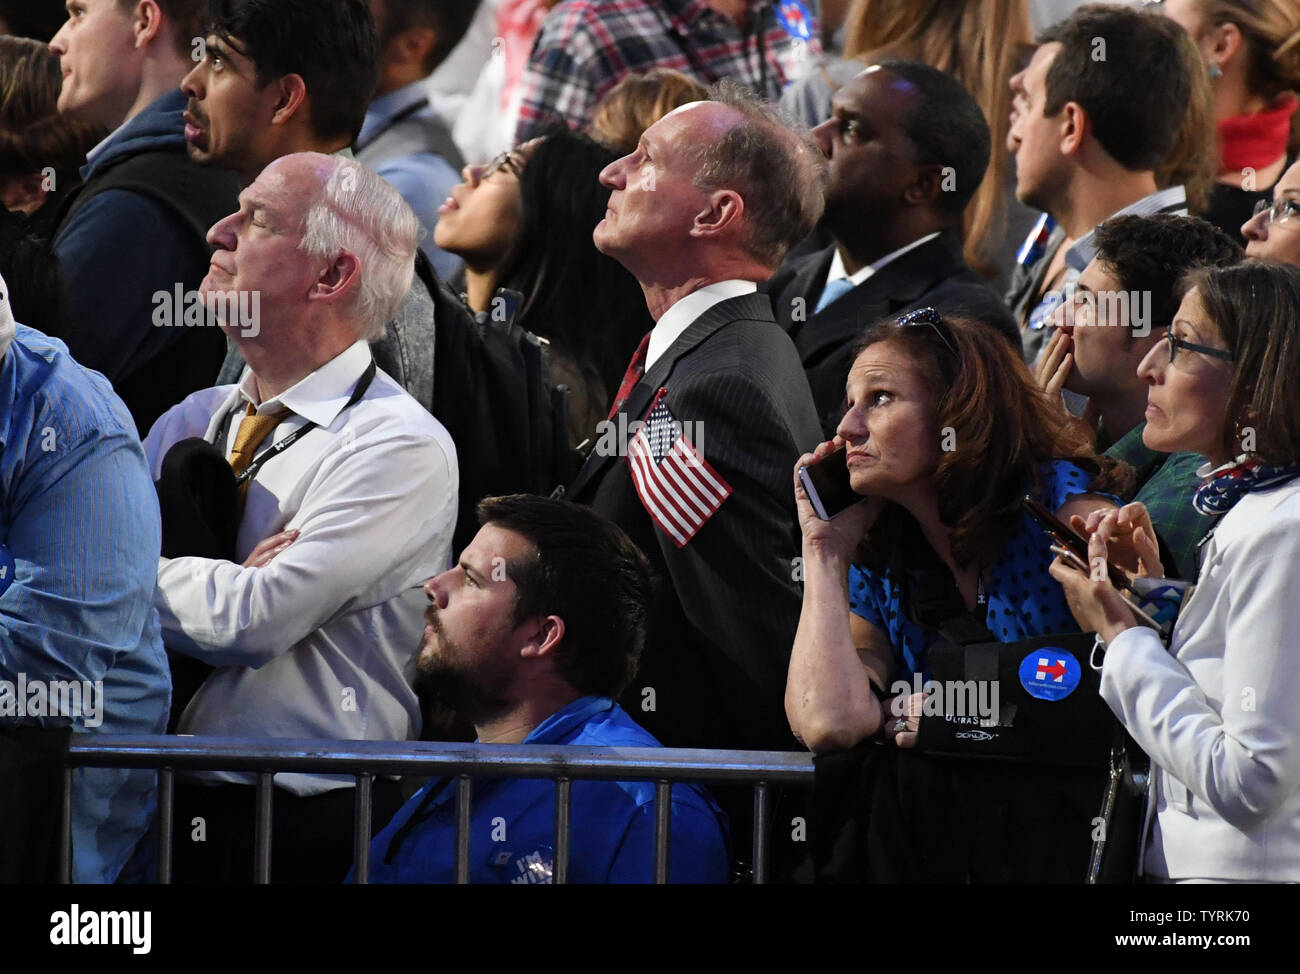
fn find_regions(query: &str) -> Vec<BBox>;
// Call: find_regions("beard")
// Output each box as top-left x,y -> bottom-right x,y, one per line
415,607 -> 509,724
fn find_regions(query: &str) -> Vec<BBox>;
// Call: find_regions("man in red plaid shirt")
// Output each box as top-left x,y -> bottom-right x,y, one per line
515,0 -> 819,141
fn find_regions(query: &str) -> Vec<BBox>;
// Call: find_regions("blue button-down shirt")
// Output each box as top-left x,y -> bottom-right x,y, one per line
0,326 -> 170,883
359,81 -> 464,280
354,695 -> 732,883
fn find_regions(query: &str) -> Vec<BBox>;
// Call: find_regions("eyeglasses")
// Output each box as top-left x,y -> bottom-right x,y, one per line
896,307 -> 958,358
1252,197 -> 1300,229
478,150 -> 525,181
1163,325 -> 1233,367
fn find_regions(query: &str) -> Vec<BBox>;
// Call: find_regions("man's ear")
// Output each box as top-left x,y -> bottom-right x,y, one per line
1059,101 -> 1088,158
519,615 -> 566,659
133,0 -> 166,48
396,26 -> 438,69
904,163 -> 945,208
689,189 -> 744,239
309,251 -> 360,303
269,74 -> 310,127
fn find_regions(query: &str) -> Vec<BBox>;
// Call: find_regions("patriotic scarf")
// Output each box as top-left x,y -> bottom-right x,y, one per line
1192,454 -> 1300,515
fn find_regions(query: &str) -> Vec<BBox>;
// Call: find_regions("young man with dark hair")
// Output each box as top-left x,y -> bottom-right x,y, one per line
764,61 -> 1018,437
181,0 -> 378,185
358,0 -> 478,278
357,495 -> 731,884
46,0 -> 240,435
1007,4 -> 1201,362
1039,213 -> 1242,577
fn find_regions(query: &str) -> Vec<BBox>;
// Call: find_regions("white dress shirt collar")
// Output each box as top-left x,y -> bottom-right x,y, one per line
238,340 -> 373,428
646,280 -> 757,370
823,231 -> 943,292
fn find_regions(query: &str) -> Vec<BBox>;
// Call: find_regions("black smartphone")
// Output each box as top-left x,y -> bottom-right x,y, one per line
1022,494 -> 1132,592
799,449 -> 860,520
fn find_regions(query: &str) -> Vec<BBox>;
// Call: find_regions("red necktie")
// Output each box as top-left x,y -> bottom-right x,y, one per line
608,332 -> 651,418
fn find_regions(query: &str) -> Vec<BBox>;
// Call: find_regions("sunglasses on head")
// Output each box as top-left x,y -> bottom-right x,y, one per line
896,307 -> 958,358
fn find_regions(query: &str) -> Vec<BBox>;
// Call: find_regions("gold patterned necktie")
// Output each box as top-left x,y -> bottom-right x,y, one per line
228,402 -> 290,508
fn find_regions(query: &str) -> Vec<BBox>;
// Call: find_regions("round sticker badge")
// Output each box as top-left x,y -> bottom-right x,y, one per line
1018,648 -> 1082,701
0,543 -> 14,598
775,0 -> 814,42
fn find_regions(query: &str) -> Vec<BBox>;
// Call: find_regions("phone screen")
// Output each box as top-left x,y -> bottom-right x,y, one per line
799,449 -> 860,520
1022,494 -> 1133,592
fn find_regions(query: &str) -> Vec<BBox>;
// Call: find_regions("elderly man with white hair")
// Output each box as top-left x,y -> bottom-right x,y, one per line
143,152 -> 458,883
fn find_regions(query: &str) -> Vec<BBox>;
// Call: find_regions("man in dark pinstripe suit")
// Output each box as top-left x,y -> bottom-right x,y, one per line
566,86 -> 825,760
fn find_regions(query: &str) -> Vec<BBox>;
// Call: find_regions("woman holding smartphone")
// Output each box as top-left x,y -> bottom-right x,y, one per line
786,308 -> 1126,754
1051,260 -> 1300,883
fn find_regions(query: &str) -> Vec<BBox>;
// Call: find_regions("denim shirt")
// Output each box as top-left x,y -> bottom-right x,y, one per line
0,327 -> 170,882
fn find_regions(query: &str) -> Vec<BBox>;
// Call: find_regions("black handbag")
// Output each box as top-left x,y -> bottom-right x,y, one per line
806,550 -> 1145,883
1087,724 -> 1149,884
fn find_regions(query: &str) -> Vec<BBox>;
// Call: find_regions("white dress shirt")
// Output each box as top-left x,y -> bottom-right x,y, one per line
1100,481 -> 1300,881
144,341 -> 459,795
646,280 -> 758,371
821,231 -> 942,294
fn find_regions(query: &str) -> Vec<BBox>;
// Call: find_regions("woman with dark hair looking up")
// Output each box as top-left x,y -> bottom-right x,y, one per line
435,125 -> 653,439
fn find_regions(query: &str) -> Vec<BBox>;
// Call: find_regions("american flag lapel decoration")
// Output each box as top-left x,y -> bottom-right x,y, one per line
626,388 -> 732,548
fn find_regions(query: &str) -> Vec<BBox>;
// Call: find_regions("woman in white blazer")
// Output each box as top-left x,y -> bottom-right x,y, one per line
1051,260 -> 1300,882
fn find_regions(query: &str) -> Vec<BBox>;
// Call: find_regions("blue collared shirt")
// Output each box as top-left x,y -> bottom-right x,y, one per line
354,695 -> 732,883
359,81 -> 463,280
0,326 -> 170,883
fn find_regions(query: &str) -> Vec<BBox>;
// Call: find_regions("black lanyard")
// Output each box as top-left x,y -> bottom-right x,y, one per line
214,360 -> 377,487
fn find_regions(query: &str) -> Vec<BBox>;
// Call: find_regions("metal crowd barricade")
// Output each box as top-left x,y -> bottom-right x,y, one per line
62,735 -> 814,885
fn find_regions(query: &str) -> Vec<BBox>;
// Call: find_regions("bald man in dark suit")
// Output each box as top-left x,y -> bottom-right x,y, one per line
566,89 -> 825,757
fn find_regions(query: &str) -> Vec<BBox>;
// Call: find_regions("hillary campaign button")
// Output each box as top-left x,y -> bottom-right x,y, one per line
1019,648 -> 1082,701
776,0 -> 814,41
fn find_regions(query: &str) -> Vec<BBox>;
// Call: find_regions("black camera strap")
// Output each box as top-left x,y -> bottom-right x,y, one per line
897,543 -> 995,648
213,359 -> 377,487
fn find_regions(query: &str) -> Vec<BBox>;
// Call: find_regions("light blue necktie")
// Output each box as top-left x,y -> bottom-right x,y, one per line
815,276 -> 855,313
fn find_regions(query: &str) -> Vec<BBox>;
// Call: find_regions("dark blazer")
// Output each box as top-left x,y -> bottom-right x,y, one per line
566,292 -> 822,753
763,231 -> 1019,437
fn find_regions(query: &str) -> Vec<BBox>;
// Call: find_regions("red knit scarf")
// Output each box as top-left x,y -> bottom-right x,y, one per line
1219,93 -> 1297,172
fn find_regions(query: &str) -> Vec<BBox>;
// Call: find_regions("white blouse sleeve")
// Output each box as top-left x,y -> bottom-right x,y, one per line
1099,531 -> 1300,831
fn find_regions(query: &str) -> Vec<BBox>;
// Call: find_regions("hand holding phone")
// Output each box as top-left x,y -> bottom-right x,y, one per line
1023,495 -> 1132,591
1030,495 -> 1170,636
799,448 -> 860,520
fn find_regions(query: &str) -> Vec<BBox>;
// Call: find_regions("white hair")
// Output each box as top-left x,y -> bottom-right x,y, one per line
297,157 -> 418,341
